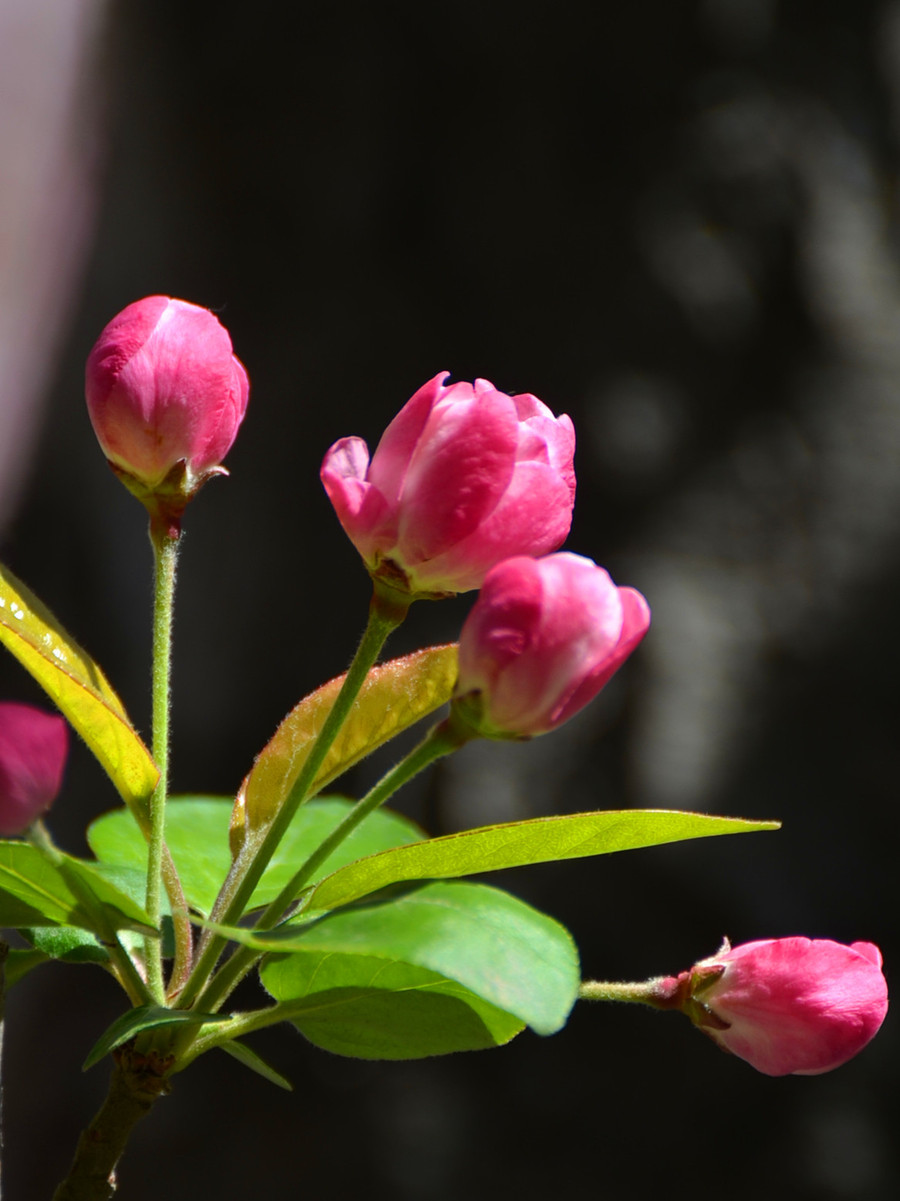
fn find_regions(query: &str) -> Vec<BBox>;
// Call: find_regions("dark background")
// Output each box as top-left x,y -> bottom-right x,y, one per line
1,1 -> 897,1197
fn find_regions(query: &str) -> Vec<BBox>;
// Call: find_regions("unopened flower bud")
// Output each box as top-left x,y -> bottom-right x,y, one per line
0,702 -> 69,836
667,937 -> 888,1076
321,373 -> 575,598
452,552 -> 650,738
85,296 -> 249,533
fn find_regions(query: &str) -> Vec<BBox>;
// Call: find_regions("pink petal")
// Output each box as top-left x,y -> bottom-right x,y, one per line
367,372 -> 450,509
397,384 -> 518,564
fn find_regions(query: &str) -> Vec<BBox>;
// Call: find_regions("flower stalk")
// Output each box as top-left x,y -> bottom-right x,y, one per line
145,525 -> 179,1003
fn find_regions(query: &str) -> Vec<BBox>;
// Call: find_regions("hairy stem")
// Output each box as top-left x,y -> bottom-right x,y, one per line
145,525 -> 180,1004
578,977 -> 684,1009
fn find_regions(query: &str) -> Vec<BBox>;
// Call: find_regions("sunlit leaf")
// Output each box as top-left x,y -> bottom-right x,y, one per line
240,880 -> 579,1036
83,1005 -> 230,1070
260,951 -> 525,1059
236,644 -> 458,838
88,796 -> 424,916
0,842 -> 155,934
305,809 -> 780,911
0,561 -> 158,811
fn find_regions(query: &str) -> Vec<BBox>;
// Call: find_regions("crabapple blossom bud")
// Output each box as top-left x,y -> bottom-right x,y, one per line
666,937 -> 888,1076
452,552 -> 650,738
0,702 -> 69,835
321,373 -> 575,597
85,296 -> 249,532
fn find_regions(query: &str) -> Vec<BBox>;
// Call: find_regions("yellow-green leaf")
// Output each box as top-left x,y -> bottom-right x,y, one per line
235,644 -> 458,839
0,561 -> 158,811
304,809 -> 781,912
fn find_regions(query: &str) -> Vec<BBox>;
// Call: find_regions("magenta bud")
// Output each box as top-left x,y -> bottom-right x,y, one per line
0,702 -> 69,836
320,373 -> 576,597
453,552 -> 650,738
85,296 -> 249,531
680,937 -> 889,1076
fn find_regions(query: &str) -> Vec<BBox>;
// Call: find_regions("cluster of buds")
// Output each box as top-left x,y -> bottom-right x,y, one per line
83,297 -> 648,733
322,372 -> 649,735
1,295 -> 883,1084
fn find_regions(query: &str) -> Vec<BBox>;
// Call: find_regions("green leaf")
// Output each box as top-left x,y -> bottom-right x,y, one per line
88,798 -> 231,917
306,809 -> 781,912
247,880 -> 579,1036
88,796 -> 424,917
3,947 -> 49,985
60,857 -> 157,934
0,842 -> 156,935
1,842 -> 97,927
234,644 -> 458,839
219,1040 -> 293,1090
85,863 -> 171,916
260,951 -> 525,1060
23,925 -> 109,965
83,1005 -> 231,1070
0,560 -> 158,812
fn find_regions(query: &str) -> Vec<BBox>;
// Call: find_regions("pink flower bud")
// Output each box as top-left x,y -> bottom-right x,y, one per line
85,296 -> 249,528
320,373 -> 576,596
674,937 -> 889,1076
453,552 -> 650,737
0,702 -> 69,836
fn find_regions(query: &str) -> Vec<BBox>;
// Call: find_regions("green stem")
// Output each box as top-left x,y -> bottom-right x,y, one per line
193,713 -> 473,1016
578,978 -> 683,1009
176,581 -> 410,1011
264,712 -> 471,925
145,525 -> 180,1005
26,821 -> 154,1007
160,848 -> 193,1000
173,999 -> 324,1071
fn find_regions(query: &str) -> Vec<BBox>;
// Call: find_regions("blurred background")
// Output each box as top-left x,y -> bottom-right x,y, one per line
1,1 -> 897,1196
